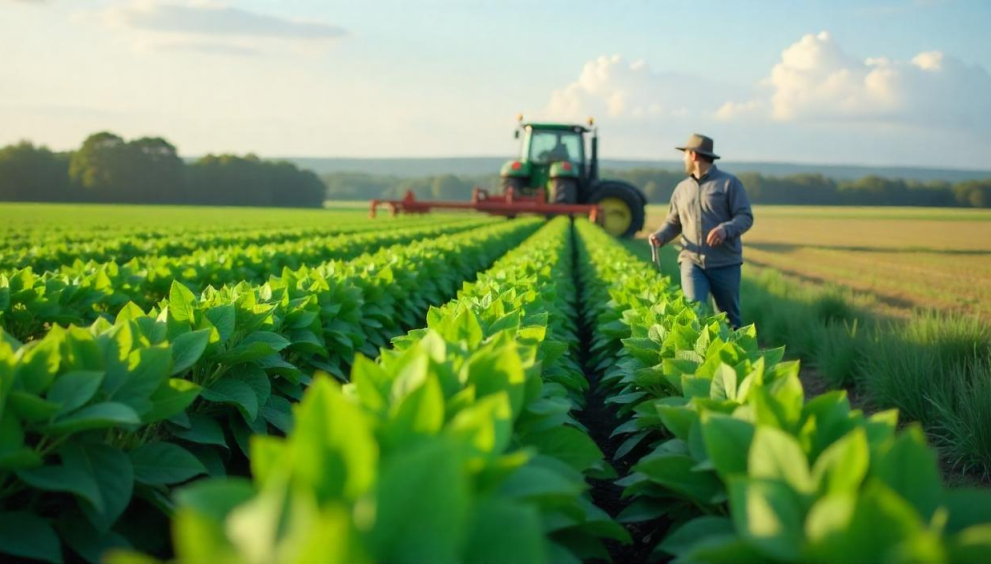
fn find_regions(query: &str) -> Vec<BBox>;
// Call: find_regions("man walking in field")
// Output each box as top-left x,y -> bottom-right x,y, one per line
648,134 -> 754,329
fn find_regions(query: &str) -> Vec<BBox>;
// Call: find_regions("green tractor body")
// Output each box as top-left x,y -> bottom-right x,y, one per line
500,121 -> 646,238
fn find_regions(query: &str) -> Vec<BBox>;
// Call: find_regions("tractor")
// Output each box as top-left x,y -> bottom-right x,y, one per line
500,116 -> 646,237
369,116 -> 647,238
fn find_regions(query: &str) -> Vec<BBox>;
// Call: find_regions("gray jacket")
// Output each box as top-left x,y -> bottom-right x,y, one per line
652,166 -> 754,269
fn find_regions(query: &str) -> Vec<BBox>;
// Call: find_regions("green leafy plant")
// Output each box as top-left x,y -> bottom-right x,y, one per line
574,217 -> 991,563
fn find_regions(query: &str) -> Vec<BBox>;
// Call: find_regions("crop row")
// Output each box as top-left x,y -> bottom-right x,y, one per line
0,207 -> 372,249
148,217 -> 627,563
0,216 -> 497,342
0,214 -> 448,272
574,218 -> 991,563
0,217 -> 541,564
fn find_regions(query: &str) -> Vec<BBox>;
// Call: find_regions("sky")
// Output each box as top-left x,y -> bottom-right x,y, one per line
3,0 -> 991,168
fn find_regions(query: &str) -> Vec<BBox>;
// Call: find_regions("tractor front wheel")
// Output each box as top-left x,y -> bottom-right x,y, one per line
587,183 -> 645,238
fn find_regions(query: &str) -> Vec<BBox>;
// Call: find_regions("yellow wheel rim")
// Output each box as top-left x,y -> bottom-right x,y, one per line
598,196 -> 633,237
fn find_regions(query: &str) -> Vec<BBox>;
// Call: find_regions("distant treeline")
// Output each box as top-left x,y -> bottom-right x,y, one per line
0,134 -> 325,207
324,169 -> 991,208
2,134 -> 989,208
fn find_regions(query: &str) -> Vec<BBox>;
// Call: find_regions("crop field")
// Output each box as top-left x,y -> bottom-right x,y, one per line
2,203 -> 990,563
643,203 -> 991,488
645,204 -> 991,320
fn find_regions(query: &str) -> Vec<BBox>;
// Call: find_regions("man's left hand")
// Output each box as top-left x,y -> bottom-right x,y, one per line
706,225 -> 727,247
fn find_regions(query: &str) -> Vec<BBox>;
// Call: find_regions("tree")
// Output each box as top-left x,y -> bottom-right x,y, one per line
431,174 -> 469,199
68,132 -> 185,203
0,141 -> 72,202
187,154 -> 325,208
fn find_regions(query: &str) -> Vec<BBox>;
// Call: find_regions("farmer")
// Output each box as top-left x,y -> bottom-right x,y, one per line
648,133 -> 754,329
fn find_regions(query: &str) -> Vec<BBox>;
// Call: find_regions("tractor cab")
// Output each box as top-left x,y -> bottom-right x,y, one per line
501,122 -> 591,200
515,123 -> 588,191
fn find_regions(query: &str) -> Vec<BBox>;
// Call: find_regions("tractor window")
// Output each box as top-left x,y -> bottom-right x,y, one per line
529,131 -> 583,165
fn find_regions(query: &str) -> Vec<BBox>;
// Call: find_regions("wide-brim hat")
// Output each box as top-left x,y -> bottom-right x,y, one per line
676,133 -> 720,160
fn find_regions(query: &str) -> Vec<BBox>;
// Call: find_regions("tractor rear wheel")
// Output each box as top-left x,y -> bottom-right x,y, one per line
551,177 -> 578,204
587,183 -> 645,238
501,175 -> 529,195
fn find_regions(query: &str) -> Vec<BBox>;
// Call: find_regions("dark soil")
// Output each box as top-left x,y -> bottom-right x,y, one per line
569,226 -> 669,563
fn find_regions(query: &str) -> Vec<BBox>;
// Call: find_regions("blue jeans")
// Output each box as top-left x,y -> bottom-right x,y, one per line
680,262 -> 742,329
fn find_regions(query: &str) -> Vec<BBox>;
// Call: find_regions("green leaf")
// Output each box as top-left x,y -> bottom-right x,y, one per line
8,391 -> 61,422
43,402 -> 141,435
241,331 -> 291,353
808,481 -> 929,563
383,374 -> 444,448
729,477 -> 804,561
259,395 -> 292,434
872,425 -> 941,521
673,532 -> 764,563
0,411 -> 41,471
230,365 -> 271,415
450,308 -> 484,347
942,488 -> 991,535
949,524 -> 991,563
804,492 -> 855,547
288,378 -> 377,501
523,425 -> 603,475
464,339 -> 527,418
169,282 -> 197,322
710,363 -> 738,401
447,393 -> 513,459
752,369 -> 804,431
56,511 -> 131,564
499,463 -> 585,504
369,438 -> 469,564
210,342 -> 276,365
47,370 -> 104,415
634,452 -> 724,505
17,461 -> 103,512
657,515 -> 735,557
749,426 -> 813,494
810,427 -> 868,495
63,443 -> 134,532
130,442 -> 208,485
0,511 -> 63,563
616,498 -> 681,524
174,412 -> 229,449
144,378 -> 201,423
200,379 -> 259,422
701,412 -> 754,480
103,346 -> 172,414
658,402 -> 700,442
171,329 -> 211,376
174,478 -> 256,522
205,304 -> 236,343
16,337 -> 60,395
463,498 -> 546,563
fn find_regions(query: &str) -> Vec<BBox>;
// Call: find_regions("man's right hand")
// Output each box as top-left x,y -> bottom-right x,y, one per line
648,233 -> 662,247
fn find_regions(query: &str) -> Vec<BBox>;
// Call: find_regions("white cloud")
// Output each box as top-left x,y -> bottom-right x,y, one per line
544,54 -> 734,122
102,1 -> 346,56
537,36 -> 991,166
720,31 -> 991,131
714,99 -> 764,121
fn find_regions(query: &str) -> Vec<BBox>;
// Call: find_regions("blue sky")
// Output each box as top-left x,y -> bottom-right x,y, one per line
3,0 -> 990,168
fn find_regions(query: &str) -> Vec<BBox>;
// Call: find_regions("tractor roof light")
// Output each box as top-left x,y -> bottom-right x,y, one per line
588,116 -> 595,126
516,113 -> 524,122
